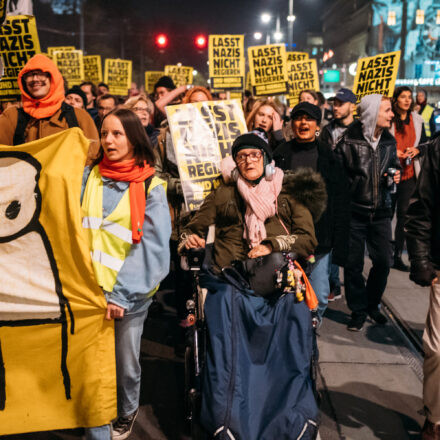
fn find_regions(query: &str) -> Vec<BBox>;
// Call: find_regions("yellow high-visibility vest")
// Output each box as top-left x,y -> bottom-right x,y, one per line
421,104 -> 434,137
81,165 -> 166,292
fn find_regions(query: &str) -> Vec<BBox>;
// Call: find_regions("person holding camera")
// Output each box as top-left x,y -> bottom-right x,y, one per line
390,86 -> 427,272
336,94 -> 401,331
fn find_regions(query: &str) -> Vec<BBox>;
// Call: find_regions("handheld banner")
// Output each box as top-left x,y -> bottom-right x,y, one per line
0,0 -> 7,26
247,44 -> 288,96
0,128 -> 116,435
287,58 -> 320,107
104,58 -> 132,96
166,99 -> 247,211
83,55 -> 102,83
353,50 -> 401,103
145,71 -> 163,94
164,65 -> 193,87
0,15 -> 41,101
208,34 -> 245,91
54,49 -> 84,87
47,46 -> 75,58
286,51 -> 309,62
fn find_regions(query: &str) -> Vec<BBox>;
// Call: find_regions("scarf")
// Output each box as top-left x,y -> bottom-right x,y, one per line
99,157 -> 155,243
220,155 -> 284,248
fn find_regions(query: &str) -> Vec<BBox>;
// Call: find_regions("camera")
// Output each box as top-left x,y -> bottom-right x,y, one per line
405,156 -> 412,166
387,168 -> 397,194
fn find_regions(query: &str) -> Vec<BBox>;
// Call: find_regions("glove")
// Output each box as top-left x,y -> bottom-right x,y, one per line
410,263 -> 437,287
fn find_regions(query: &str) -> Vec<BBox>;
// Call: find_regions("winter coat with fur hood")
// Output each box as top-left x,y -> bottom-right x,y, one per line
181,168 -> 326,273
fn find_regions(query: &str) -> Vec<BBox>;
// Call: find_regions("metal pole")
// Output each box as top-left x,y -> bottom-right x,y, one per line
288,0 -> 294,49
79,0 -> 84,52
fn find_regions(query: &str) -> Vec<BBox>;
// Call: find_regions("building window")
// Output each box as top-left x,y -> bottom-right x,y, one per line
416,9 -> 425,25
437,9 -> 440,25
387,11 -> 396,26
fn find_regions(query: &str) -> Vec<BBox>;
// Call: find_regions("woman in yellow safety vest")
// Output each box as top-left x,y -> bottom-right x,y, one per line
82,108 -> 171,440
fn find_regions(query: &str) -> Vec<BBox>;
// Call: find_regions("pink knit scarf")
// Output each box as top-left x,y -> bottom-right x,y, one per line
220,155 -> 284,248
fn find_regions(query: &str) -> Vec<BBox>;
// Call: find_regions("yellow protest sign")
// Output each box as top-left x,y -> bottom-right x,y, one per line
164,65 -> 193,87
83,55 -> 102,83
145,71 -> 163,94
229,92 -> 242,101
287,58 -> 320,107
0,128 -> 116,435
353,51 -> 401,103
104,58 -> 132,96
54,49 -> 84,87
0,0 -> 7,26
0,15 -> 41,101
209,34 -> 245,91
166,100 -> 247,211
247,44 -> 288,96
47,46 -> 75,58
286,51 -> 309,62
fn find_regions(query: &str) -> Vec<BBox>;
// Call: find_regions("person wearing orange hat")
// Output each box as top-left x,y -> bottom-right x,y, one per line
0,54 -> 99,164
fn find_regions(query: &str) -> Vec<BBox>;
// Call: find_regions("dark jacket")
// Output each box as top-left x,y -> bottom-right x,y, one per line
181,169 -> 327,273
406,134 -> 440,285
274,138 -> 350,266
336,119 -> 400,219
319,119 -> 354,150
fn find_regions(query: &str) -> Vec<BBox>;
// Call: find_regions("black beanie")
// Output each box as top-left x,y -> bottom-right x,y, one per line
231,129 -> 272,162
154,75 -> 176,91
66,85 -> 87,108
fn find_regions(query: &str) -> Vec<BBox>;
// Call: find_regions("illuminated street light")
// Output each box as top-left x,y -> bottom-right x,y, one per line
193,69 -> 198,76
416,9 -> 425,25
261,13 -> 271,24
254,32 -> 263,40
387,11 -> 396,26
274,31 -> 283,42
437,9 -> 440,24
287,15 -> 296,22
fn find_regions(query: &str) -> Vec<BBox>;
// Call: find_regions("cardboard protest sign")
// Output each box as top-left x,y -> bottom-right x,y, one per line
104,58 -> 132,96
0,15 -> 41,101
54,49 -> 84,87
286,51 -> 309,62
0,0 -> 7,26
145,71 -> 163,94
0,128 -> 116,435
286,58 -> 320,107
47,46 -> 75,58
247,44 -> 288,96
209,34 -> 245,91
229,92 -> 242,101
353,51 -> 400,103
164,65 -> 193,87
166,100 -> 247,211
83,55 -> 102,83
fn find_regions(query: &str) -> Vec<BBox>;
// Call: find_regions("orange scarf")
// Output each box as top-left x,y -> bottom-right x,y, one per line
99,157 -> 155,243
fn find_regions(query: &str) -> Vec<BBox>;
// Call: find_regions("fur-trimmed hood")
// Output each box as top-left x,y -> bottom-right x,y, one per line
282,167 -> 327,222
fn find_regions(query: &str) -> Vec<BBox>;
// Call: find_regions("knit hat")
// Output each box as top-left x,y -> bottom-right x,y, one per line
290,102 -> 322,124
154,75 -> 176,91
231,129 -> 272,162
65,85 -> 87,108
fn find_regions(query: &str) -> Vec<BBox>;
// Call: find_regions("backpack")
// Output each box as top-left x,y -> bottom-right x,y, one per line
13,102 -> 79,146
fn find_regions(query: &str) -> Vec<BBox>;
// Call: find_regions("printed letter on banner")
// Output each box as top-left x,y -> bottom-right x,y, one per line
286,51 -> 309,63
247,44 -> 288,96
0,15 -> 41,101
286,57 -> 320,108
54,49 -> 84,87
209,34 -> 245,91
166,100 -> 247,211
104,58 -> 132,96
47,46 -> 75,59
145,71 -> 164,94
164,65 -> 193,87
353,50 -> 401,103
83,55 -> 102,83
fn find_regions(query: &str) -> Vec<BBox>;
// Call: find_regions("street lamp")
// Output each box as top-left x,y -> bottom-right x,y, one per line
287,15 -> 296,22
254,32 -> 263,40
261,13 -> 271,24
274,31 -> 283,42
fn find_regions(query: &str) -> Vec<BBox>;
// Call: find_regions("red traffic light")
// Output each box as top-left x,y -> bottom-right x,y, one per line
155,34 -> 168,49
195,34 -> 207,49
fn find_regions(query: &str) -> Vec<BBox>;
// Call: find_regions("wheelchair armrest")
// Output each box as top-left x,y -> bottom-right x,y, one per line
180,248 -> 205,271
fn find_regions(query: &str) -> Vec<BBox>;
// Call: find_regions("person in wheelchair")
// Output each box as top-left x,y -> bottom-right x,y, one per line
179,130 -> 326,440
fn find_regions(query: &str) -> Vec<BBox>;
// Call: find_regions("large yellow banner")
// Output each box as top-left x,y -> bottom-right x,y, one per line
287,58 -> 320,107
83,55 -> 103,83
145,71 -> 163,94
164,65 -> 193,87
0,128 -> 116,435
0,15 -> 41,101
353,51 -> 401,103
104,58 -> 132,96
286,51 -> 309,63
54,49 -> 84,87
47,46 -> 75,58
247,44 -> 288,96
208,34 -> 245,91
166,100 -> 247,211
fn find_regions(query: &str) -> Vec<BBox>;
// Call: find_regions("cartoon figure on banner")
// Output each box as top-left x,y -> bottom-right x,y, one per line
0,152 -> 75,411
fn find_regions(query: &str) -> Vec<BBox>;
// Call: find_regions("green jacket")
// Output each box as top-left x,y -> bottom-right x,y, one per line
181,168 -> 327,272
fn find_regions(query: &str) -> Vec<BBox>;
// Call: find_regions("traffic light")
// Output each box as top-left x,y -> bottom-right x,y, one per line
155,33 -> 168,50
194,34 -> 207,50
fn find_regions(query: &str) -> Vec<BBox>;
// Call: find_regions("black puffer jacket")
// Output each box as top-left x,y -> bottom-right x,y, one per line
336,119 -> 400,218
406,134 -> 440,285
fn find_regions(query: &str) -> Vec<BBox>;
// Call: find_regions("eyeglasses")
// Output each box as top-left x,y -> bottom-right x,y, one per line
23,70 -> 50,82
235,151 -> 263,164
133,106 -> 149,114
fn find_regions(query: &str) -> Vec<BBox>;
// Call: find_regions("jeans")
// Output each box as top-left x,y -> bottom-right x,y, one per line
329,256 -> 341,295
308,252 -> 331,318
344,214 -> 393,316
85,300 -> 151,439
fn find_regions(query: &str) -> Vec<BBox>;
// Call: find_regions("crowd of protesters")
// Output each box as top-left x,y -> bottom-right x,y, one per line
2,53 -> 440,439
